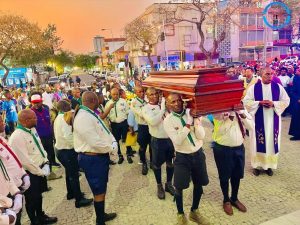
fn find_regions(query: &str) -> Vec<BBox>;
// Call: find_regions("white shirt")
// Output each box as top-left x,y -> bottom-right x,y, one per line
0,137 -> 27,188
42,92 -> 53,109
73,108 -> 116,154
213,112 -> 254,147
105,98 -> 129,123
163,111 -> 205,154
9,128 -> 48,176
142,103 -> 168,139
278,75 -> 290,88
54,114 -> 73,150
131,97 -> 147,125
0,165 -> 20,197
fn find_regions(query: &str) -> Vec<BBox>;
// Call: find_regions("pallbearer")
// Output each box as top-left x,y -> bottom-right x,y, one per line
164,93 -> 209,225
131,86 -> 152,175
142,87 -> 175,200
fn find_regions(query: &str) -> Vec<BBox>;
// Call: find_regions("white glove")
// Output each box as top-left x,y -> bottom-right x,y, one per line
160,97 -> 166,112
5,209 -> 16,223
229,111 -> 235,117
236,110 -> 245,114
20,175 -> 30,192
110,142 -> 118,163
186,108 -> 193,125
12,194 -> 22,214
194,116 -> 202,126
42,164 -> 50,177
112,141 -> 118,152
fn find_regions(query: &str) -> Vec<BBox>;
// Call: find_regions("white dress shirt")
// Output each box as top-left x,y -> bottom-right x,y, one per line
73,108 -> 116,154
0,137 -> 27,188
164,111 -> 205,154
131,97 -> 147,125
213,111 -> 254,147
42,92 -> 53,109
54,114 -> 73,150
0,164 -> 20,197
9,128 -> 48,177
105,98 -> 129,123
142,103 -> 168,139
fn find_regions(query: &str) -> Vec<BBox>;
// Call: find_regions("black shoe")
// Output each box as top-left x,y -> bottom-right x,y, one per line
118,155 -> 124,164
67,192 -> 85,200
75,197 -> 93,208
127,156 -> 133,164
165,182 -> 176,196
290,136 -> 300,141
40,212 -> 57,224
52,162 -> 61,167
142,163 -> 148,175
253,169 -> 260,176
104,212 -> 117,222
129,150 -> 137,156
109,160 -> 116,165
157,184 -> 165,200
266,168 -> 273,176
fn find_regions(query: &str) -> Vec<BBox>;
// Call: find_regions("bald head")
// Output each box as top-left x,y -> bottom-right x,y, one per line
111,88 -> 119,101
134,86 -> 145,99
166,93 -> 183,113
18,109 -> 37,128
82,91 -> 99,110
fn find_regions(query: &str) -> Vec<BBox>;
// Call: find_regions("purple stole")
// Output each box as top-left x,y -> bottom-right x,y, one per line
254,80 -> 280,154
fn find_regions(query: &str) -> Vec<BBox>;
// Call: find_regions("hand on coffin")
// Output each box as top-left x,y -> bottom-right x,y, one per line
186,109 -> 194,126
160,97 -> 166,111
236,110 -> 246,119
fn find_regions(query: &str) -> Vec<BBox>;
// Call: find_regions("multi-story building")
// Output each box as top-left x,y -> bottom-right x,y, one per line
125,3 -> 217,70
219,0 -> 296,63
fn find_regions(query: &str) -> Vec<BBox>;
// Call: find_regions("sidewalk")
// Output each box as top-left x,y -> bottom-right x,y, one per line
22,117 -> 300,225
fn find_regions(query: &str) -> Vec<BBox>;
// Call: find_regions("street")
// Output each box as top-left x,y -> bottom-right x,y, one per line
22,117 -> 300,225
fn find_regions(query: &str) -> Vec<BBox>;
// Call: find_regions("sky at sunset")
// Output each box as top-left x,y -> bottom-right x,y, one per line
1,0 -> 163,53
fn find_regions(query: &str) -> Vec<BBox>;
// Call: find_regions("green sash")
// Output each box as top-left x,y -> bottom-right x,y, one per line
16,124 -> 46,158
79,105 -> 110,134
0,158 -> 10,181
172,110 -> 195,146
113,99 -> 119,118
136,97 -> 145,105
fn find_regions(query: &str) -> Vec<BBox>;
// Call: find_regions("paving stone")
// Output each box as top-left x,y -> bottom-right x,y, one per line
21,117 -> 300,225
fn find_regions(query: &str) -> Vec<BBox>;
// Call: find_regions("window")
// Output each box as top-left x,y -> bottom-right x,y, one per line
248,31 -> 257,42
257,14 -> 263,27
240,13 -> 247,26
240,31 -> 247,45
248,14 -> 256,26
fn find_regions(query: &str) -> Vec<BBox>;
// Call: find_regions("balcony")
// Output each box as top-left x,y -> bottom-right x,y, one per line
273,39 -> 292,46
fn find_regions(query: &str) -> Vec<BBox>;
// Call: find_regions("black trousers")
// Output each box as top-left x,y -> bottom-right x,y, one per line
24,172 -> 47,223
111,120 -> 128,156
56,149 -> 82,201
40,136 -> 57,168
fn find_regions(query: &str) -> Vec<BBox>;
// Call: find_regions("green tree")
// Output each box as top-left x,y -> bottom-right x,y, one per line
0,14 -> 49,84
74,54 -> 98,70
49,50 -> 74,74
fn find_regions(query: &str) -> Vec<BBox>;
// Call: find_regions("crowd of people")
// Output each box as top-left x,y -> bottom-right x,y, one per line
0,58 -> 298,225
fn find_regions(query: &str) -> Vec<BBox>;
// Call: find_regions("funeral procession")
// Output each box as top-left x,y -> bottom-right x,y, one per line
0,0 -> 300,225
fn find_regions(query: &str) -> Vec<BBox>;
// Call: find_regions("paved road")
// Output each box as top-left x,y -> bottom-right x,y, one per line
22,117 -> 300,225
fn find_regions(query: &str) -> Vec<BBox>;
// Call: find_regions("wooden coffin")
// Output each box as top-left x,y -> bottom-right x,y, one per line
142,67 -> 244,115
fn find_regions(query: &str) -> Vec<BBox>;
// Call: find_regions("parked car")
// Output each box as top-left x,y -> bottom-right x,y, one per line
58,73 -> 70,80
281,55 -> 299,64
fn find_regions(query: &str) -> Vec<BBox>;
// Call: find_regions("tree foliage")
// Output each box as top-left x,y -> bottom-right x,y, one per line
74,54 -> 99,69
49,50 -> 74,74
125,17 -> 161,70
0,14 -> 50,84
